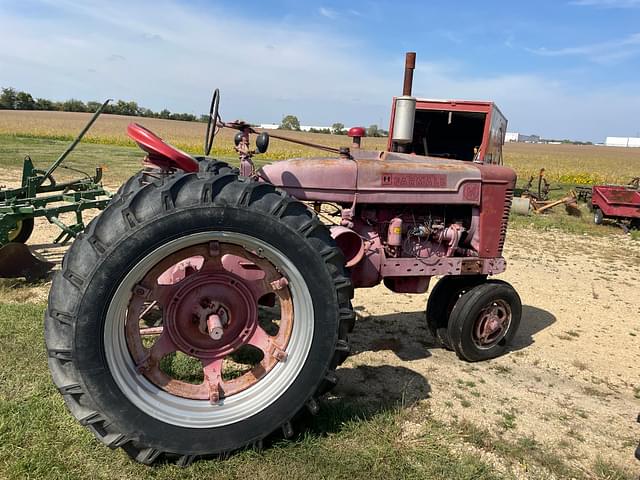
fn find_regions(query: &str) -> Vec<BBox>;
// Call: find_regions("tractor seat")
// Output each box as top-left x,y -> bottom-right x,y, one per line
127,123 -> 199,172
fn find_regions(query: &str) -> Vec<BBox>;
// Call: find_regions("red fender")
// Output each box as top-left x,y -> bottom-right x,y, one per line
127,123 -> 199,172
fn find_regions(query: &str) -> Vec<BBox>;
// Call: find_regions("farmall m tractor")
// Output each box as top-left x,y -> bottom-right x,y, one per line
45,52 -> 521,464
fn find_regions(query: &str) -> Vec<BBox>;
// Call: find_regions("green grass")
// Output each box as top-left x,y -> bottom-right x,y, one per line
0,302 -> 510,479
2,301 -> 633,479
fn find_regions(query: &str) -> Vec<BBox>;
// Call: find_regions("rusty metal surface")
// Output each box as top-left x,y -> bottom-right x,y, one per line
126,241 -> 293,404
472,299 -> 512,348
402,52 -> 416,96
379,256 -> 505,278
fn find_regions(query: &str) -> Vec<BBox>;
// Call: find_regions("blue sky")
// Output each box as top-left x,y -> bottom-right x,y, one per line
1,0 -> 639,141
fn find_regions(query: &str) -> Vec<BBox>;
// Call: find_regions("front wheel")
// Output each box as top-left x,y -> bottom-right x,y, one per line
593,207 -> 604,225
45,172 -> 353,464
426,275 -> 487,349
447,280 -> 521,362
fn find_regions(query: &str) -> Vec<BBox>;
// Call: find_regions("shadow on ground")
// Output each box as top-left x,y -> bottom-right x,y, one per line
299,364 -> 432,438
349,304 -> 556,360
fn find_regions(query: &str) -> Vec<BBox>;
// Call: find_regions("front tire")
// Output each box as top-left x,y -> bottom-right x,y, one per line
593,207 -> 604,225
45,172 -> 353,464
426,275 -> 487,349
447,280 -> 521,362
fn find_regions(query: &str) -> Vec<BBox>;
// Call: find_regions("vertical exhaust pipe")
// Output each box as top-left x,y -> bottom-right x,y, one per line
402,52 -> 416,96
392,52 -> 417,146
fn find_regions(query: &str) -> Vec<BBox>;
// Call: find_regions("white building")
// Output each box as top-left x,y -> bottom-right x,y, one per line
505,132 -> 519,142
605,136 -> 640,147
258,123 -> 332,132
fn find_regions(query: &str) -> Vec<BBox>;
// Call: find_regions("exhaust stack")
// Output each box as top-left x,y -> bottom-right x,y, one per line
392,52 -> 417,145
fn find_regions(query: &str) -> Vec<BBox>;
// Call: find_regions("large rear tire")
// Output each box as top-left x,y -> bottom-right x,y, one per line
45,171 -> 353,464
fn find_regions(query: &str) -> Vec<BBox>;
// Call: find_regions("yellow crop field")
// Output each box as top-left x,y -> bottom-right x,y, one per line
1,110 -> 639,185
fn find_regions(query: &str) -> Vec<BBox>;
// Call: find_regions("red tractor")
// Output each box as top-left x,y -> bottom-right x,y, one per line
45,52 -> 521,464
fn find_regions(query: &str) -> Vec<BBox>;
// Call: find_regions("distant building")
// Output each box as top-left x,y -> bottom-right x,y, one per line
520,134 -> 541,143
505,132 -> 541,143
505,132 -> 519,142
605,136 -> 640,148
258,123 -> 332,132
300,125 -> 331,132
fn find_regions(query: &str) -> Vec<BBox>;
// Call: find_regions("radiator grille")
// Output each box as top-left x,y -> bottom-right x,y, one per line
498,189 -> 514,253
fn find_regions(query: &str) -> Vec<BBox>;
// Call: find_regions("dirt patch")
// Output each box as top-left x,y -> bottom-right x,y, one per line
336,229 -> 640,476
1,222 -> 638,475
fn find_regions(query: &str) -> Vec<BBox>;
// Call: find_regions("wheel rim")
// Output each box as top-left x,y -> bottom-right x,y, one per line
471,299 -> 512,349
8,220 -> 23,242
104,231 -> 314,428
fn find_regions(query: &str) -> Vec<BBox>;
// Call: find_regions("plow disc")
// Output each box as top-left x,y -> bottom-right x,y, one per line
0,242 -> 54,281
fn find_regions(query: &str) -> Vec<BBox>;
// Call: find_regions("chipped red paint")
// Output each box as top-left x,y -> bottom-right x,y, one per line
126,242 -> 293,403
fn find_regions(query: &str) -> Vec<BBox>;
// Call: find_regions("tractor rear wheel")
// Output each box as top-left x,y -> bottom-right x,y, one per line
447,280 -> 521,362
115,158 -> 235,198
45,172 -> 353,464
426,275 -> 487,349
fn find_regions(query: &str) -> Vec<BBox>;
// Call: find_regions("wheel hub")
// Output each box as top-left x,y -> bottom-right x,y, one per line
164,273 -> 258,360
473,300 -> 511,348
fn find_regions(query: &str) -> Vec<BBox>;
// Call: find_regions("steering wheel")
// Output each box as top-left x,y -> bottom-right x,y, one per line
204,88 -> 220,156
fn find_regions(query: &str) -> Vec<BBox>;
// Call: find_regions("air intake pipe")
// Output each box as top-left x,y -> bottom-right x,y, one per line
330,226 -> 365,268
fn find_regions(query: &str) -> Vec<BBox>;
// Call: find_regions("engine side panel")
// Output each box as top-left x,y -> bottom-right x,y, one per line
355,151 -> 482,205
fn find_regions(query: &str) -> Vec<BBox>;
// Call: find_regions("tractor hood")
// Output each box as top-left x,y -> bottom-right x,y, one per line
257,150 -> 489,205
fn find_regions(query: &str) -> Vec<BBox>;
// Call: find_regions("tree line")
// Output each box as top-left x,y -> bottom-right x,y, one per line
0,87 -> 201,122
279,115 -> 388,137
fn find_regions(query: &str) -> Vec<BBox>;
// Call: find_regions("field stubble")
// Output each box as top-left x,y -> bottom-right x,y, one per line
1,110 -> 639,185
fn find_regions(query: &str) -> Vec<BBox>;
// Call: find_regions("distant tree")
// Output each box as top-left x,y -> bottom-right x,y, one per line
139,107 -> 156,118
308,127 -> 331,134
279,115 -> 301,131
0,87 -> 17,109
159,109 -> 171,119
367,124 -> 381,137
63,99 -> 87,112
15,91 -> 36,110
331,122 -> 346,135
86,101 -> 103,112
35,97 -> 54,110
113,100 -> 140,116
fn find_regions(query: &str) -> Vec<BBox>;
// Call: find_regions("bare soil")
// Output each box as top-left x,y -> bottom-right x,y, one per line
3,217 -> 639,477
340,229 -> 640,477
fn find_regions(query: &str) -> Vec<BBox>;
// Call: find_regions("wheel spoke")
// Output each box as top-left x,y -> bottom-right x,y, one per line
152,283 -> 176,309
246,325 -> 288,363
200,241 -> 224,272
201,358 -> 224,404
137,331 -> 177,373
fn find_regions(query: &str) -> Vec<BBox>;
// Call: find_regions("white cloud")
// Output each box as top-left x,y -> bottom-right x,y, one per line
318,7 -> 337,19
570,0 -> 640,7
527,32 -> 640,64
0,0 -> 638,141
